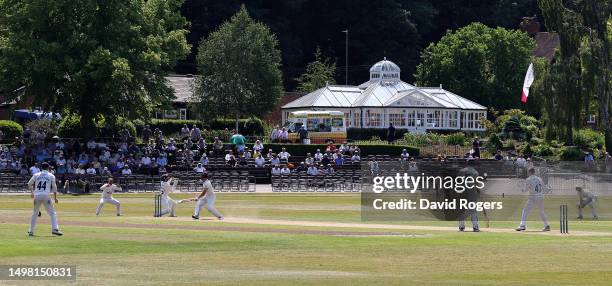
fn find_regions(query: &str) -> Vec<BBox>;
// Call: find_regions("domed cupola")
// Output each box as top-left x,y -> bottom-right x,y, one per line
369,57 -> 400,81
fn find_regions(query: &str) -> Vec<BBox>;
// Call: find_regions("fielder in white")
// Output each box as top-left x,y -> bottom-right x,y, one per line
192,173 -> 223,220
576,187 -> 598,220
159,174 -> 178,217
96,177 -> 122,216
28,162 -> 63,236
516,168 -> 550,231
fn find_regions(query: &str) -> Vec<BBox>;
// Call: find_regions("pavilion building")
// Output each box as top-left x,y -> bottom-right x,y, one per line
281,58 -> 487,132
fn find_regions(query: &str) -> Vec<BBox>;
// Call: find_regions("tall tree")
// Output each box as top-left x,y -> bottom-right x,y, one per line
195,5 -> 283,131
0,0 -> 190,134
296,47 -> 336,92
538,0 -> 610,147
414,23 -> 535,111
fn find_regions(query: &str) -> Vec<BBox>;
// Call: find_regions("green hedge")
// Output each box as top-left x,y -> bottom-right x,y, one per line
58,114 -> 136,138
149,118 -> 265,136
255,143 -> 419,157
0,120 -> 23,139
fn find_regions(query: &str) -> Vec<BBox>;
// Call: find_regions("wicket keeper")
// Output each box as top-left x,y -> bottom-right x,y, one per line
160,174 -> 178,217
576,187 -> 598,220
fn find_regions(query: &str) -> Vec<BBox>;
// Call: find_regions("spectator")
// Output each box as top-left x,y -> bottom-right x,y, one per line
295,162 -> 307,172
119,128 -> 129,142
387,123 -> 396,144
230,130 -> 246,153
271,165 -> 281,175
86,164 -> 97,175
254,154 -> 265,167
197,138 -> 207,151
472,137 -> 481,158
190,125 -> 201,142
321,154 -> 331,166
339,142 -> 349,154
307,164 -> 319,176
193,163 -> 206,173
121,165 -> 132,175
157,155 -> 168,167
270,154 -> 280,166
351,152 -> 361,163
280,164 -> 291,175
253,140 -> 264,153
334,154 -> 344,166
75,164 -> 86,175
270,126 -> 280,143
237,155 -> 248,167
408,158 -> 418,172
314,149 -> 323,161
199,154 -> 209,166
180,124 -> 190,141
265,149 -> 274,159
584,152 -> 595,169
279,148 -> 291,161
279,127 -> 289,143
298,125 -> 309,144
305,153 -> 314,165
142,125 -> 152,143
213,137 -> 224,156
325,142 -> 336,153
101,167 -> 112,176
401,149 -> 410,161
30,163 -> 40,175
494,150 -> 504,161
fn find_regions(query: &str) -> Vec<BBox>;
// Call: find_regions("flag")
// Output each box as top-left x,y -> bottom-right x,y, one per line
521,63 -> 534,103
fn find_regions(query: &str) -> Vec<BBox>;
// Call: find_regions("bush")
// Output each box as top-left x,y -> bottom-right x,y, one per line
25,119 -> 59,139
487,133 -> 503,150
573,129 -> 604,150
0,120 -> 23,139
58,114 -> 136,138
560,147 -> 584,161
445,132 -> 466,146
58,114 -> 82,138
402,132 -> 444,146
533,143 -> 554,157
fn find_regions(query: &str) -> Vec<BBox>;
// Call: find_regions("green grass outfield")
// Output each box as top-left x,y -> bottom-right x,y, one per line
1,193 -> 611,285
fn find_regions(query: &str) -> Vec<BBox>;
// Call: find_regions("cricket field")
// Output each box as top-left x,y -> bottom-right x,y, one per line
1,193 -> 611,285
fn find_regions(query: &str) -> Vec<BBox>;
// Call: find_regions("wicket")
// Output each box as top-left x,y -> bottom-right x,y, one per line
154,194 -> 162,217
559,204 -> 568,234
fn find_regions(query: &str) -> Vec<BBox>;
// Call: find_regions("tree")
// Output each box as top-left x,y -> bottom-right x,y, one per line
296,47 -> 336,92
537,0 -> 610,148
195,5 -> 283,131
415,23 -> 535,111
0,0 -> 190,135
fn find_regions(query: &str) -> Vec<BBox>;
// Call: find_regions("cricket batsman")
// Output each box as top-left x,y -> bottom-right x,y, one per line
192,173 -> 224,220
28,162 -> 63,236
576,187 -> 598,220
96,177 -> 122,216
516,168 -> 550,231
160,174 -> 178,217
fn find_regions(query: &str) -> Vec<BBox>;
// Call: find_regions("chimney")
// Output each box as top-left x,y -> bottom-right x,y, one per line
520,16 -> 541,36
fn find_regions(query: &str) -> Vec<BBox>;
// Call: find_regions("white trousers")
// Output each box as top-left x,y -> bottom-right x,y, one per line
519,196 -> 549,228
29,194 -> 59,233
194,197 -> 222,218
578,198 -> 598,218
96,197 -> 121,215
161,196 -> 177,217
